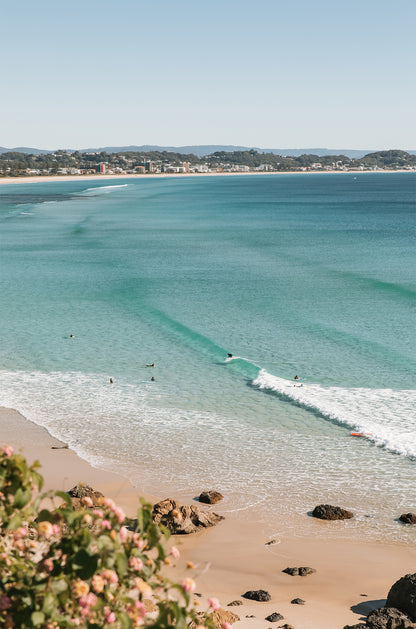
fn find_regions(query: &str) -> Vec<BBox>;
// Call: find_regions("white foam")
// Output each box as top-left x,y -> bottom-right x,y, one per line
81,184 -> 129,195
252,369 -> 416,458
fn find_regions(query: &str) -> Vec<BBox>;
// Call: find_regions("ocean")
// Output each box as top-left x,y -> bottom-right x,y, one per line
0,173 -> 415,542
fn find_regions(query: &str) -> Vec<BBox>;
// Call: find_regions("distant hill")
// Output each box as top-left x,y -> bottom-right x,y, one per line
1,144 -> 415,158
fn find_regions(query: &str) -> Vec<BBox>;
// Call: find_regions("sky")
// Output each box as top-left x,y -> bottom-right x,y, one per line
1,0 -> 415,151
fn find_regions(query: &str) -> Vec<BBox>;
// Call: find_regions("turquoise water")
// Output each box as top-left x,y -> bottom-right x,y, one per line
0,173 -> 415,541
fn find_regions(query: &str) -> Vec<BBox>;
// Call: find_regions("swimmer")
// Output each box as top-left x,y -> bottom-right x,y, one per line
227,353 -> 233,358
151,376 -> 155,382
109,378 -> 113,384
294,375 -> 299,380
69,334 -> 75,338
145,363 -> 155,368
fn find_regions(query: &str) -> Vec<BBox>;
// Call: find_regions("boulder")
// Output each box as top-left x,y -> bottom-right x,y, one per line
66,484 -> 104,510
199,490 -> 224,505
152,498 -> 224,534
312,504 -> 353,520
366,607 -> 416,628
265,612 -> 284,622
227,600 -> 243,606
386,574 -> 416,621
399,514 -> 416,525
291,598 -> 305,605
210,609 -> 240,627
282,566 -> 316,576
342,624 -> 366,628
242,590 -> 271,602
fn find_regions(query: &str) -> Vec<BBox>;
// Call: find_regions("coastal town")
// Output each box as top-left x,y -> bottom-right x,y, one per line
0,148 -> 415,178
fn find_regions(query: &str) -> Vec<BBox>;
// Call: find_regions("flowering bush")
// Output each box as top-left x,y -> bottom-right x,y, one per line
0,446 -> 212,628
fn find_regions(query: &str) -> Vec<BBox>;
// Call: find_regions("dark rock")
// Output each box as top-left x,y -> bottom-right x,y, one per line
386,573 -> 416,621
312,504 -> 353,520
227,600 -> 243,606
199,490 -> 224,505
245,615 -> 256,618
367,607 -> 416,628
291,598 -> 305,605
399,514 -> 416,525
342,624 -> 366,629
282,566 -> 316,576
265,539 -> 277,545
152,498 -> 224,534
66,484 -> 104,510
242,590 -> 271,602
265,612 -> 284,622
279,625 -> 295,629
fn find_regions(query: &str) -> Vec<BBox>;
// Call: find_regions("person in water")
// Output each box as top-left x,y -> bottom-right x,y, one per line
151,376 -> 155,382
145,363 -> 155,367
227,353 -> 233,358
109,378 -> 113,384
294,375 -> 299,380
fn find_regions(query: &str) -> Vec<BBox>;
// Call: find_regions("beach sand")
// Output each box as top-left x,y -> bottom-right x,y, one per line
1,405 -> 414,629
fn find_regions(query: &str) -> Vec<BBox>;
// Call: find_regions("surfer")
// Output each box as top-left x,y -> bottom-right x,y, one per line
109,378 -> 113,384
227,353 -> 233,358
145,363 -> 155,367
69,334 -> 75,338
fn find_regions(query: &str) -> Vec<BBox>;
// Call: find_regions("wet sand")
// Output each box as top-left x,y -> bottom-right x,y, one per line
1,405 -> 415,629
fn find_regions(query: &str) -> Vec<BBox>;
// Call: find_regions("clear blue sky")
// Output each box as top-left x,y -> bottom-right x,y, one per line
1,0 -> 415,150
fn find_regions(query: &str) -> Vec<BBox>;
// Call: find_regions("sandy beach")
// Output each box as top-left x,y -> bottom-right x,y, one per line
1,405 -> 415,629
0,170 -> 412,187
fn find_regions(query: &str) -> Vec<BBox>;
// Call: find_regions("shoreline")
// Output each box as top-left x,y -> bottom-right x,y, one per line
2,405 -> 415,629
0,169 -> 414,186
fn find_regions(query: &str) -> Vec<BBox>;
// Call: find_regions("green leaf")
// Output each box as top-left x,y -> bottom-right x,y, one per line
50,579 -> 68,594
118,611 -> 133,629
13,487 -> 31,508
72,549 -> 98,579
116,552 -> 128,577
55,491 -> 72,507
37,509 -> 56,523
42,592 -> 56,615
31,611 -> 45,626
7,512 -> 22,529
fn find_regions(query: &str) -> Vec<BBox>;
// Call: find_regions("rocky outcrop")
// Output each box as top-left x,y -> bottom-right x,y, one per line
265,612 -> 284,622
242,590 -> 271,602
66,484 -> 104,510
386,574 -> 416,622
291,598 -> 305,605
399,513 -> 416,524
190,609 -> 239,629
199,490 -> 224,504
312,504 -> 353,520
282,566 -> 316,576
366,607 -> 416,628
152,498 -> 224,534
227,600 -> 243,606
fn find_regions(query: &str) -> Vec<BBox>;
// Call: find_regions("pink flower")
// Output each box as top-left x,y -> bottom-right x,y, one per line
104,606 -> 116,623
102,497 -> 115,510
120,526 -> 128,542
1,446 -> 13,458
0,596 -> 11,611
101,520 -> 112,530
222,624 -> 232,629
93,508 -> 104,518
102,569 -> 118,584
129,556 -> 143,571
37,521 -> 54,538
81,496 -> 93,508
13,527 -> 27,539
43,558 -> 53,572
52,524 -> 60,535
113,506 -> 125,523
208,598 -> 220,611
170,545 -> 180,559
181,577 -> 196,593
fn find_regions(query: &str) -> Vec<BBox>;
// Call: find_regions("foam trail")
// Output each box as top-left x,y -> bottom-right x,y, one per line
224,355 -> 262,369
252,369 -> 416,458
80,184 -> 129,195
